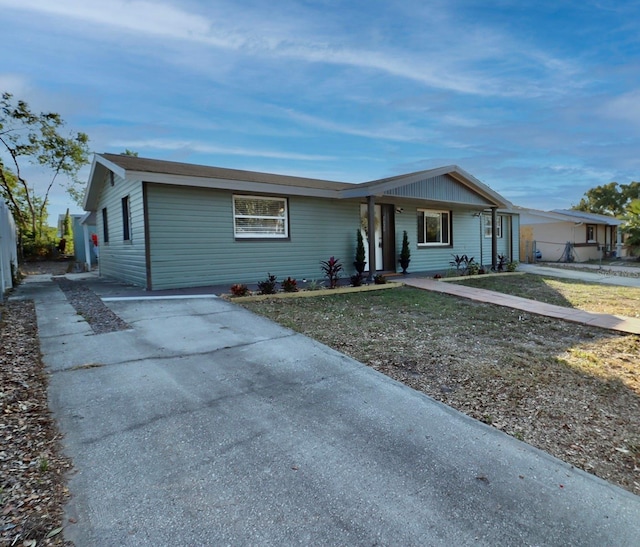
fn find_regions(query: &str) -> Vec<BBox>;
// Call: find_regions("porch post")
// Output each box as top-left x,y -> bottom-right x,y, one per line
367,195 -> 376,282
491,207 -> 498,271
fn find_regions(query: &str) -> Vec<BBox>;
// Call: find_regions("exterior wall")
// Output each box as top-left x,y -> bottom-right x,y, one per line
145,184 -> 361,289
520,219 -> 609,262
95,173 -> 147,286
392,205 -> 520,274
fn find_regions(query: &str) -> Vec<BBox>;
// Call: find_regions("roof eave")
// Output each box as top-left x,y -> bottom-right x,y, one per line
127,171 -> 344,199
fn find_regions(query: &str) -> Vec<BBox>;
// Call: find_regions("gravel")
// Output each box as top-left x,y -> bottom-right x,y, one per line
53,278 -> 129,334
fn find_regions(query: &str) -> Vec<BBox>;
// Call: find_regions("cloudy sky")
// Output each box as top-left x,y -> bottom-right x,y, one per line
2,0 -> 639,220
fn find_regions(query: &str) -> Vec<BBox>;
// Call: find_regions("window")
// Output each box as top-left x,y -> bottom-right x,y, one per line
586,224 -> 596,243
484,215 -> 503,238
233,195 -> 288,238
417,209 -> 450,246
122,196 -> 131,241
102,207 -> 109,243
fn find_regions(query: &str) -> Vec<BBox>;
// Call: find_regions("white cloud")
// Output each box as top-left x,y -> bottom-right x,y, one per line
281,109 -> 438,143
0,73 -> 30,96
600,90 -> 640,126
0,0 -> 583,99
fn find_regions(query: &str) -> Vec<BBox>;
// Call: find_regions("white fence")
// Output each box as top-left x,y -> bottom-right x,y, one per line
0,200 -> 18,298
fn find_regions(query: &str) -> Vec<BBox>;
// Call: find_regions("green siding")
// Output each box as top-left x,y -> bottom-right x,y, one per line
391,204 -> 520,273
146,184 -> 360,289
95,174 -> 147,286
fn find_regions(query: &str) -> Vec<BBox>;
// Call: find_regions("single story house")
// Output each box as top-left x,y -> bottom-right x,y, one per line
83,153 -> 519,290
517,207 -> 623,263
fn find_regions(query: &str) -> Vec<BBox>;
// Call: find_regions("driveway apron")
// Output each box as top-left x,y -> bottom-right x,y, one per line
18,277 -> 640,546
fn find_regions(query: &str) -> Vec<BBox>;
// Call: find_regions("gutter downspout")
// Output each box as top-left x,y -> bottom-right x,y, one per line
617,226 -> 623,258
367,195 -> 376,282
491,207 -> 498,271
83,222 -> 92,272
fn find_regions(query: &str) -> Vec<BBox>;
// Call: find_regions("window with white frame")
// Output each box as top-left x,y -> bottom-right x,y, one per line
233,195 -> 288,238
586,224 -> 596,243
484,215 -> 503,238
417,209 -> 451,246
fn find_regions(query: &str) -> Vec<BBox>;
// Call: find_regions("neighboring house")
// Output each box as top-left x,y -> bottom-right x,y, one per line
83,153 -> 519,290
72,213 -> 98,270
0,199 -> 18,298
517,207 -> 623,263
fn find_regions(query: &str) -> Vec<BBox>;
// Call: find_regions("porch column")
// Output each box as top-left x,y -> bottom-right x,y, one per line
491,207 -> 498,271
367,195 -> 376,282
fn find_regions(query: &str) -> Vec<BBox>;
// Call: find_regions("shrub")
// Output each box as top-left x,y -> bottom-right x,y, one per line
306,279 -> 324,291
230,283 -> 250,297
350,274 -> 363,287
507,261 -> 519,272
257,273 -> 278,295
497,254 -> 507,272
467,262 -> 480,275
373,274 -> 387,284
320,256 -> 343,289
281,277 -> 298,292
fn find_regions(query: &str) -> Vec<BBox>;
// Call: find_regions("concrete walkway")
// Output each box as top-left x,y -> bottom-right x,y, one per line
10,274 -> 640,546
404,273 -> 640,335
519,263 -> 640,287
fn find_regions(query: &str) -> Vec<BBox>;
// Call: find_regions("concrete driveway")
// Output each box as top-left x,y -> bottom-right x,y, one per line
19,277 -> 640,546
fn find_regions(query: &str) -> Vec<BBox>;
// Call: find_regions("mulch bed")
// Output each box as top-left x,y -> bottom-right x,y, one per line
0,300 -> 71,547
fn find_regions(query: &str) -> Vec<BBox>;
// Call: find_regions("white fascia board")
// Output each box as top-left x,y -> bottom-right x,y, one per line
129,171 -> 343,199
83,154 -> 129,211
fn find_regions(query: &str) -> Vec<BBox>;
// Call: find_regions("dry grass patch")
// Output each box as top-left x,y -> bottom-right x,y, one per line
241,286 -> 640,496
454,274 -> 640,317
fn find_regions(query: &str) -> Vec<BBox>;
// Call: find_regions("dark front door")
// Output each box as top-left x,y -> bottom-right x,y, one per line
381,204 -> 396,271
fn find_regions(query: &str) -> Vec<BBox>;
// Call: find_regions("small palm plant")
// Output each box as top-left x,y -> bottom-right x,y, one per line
320,256 -> 343,289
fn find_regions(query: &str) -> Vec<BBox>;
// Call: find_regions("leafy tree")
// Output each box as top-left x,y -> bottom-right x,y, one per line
62,207 -> 72,237
622,200 -> 640,249
121,149 -> 138,156
573,181 -> 640,217
0,92 -> 90,244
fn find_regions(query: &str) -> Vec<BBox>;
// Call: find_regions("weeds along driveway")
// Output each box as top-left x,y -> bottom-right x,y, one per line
28,278 -> 640,546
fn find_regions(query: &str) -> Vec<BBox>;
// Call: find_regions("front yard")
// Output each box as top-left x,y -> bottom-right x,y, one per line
241,281 -> 640,496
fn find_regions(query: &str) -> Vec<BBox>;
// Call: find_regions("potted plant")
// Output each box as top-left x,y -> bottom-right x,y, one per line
354,230 -> 367,275
399,230 -> 411,274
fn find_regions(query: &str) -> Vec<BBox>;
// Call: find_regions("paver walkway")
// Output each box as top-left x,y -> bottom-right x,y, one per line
403,277 -> 640,335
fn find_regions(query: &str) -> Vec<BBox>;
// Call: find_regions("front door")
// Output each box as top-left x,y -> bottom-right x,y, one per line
360,204 -> 396,271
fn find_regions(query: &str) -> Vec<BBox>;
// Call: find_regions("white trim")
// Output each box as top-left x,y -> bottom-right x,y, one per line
233,195 -> 288,239
417,208 -> 451,246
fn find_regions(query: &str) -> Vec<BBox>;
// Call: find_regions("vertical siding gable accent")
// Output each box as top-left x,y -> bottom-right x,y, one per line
384,174 -> 492,206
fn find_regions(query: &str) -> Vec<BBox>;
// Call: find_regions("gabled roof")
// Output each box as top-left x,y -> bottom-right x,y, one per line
550,209 -> 623,226
340,165 -> 510,208
515,206 -> 622,226
83,153 -> 510,211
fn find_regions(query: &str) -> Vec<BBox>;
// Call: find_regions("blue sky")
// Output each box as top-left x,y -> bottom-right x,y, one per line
2,0 -> 640,221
